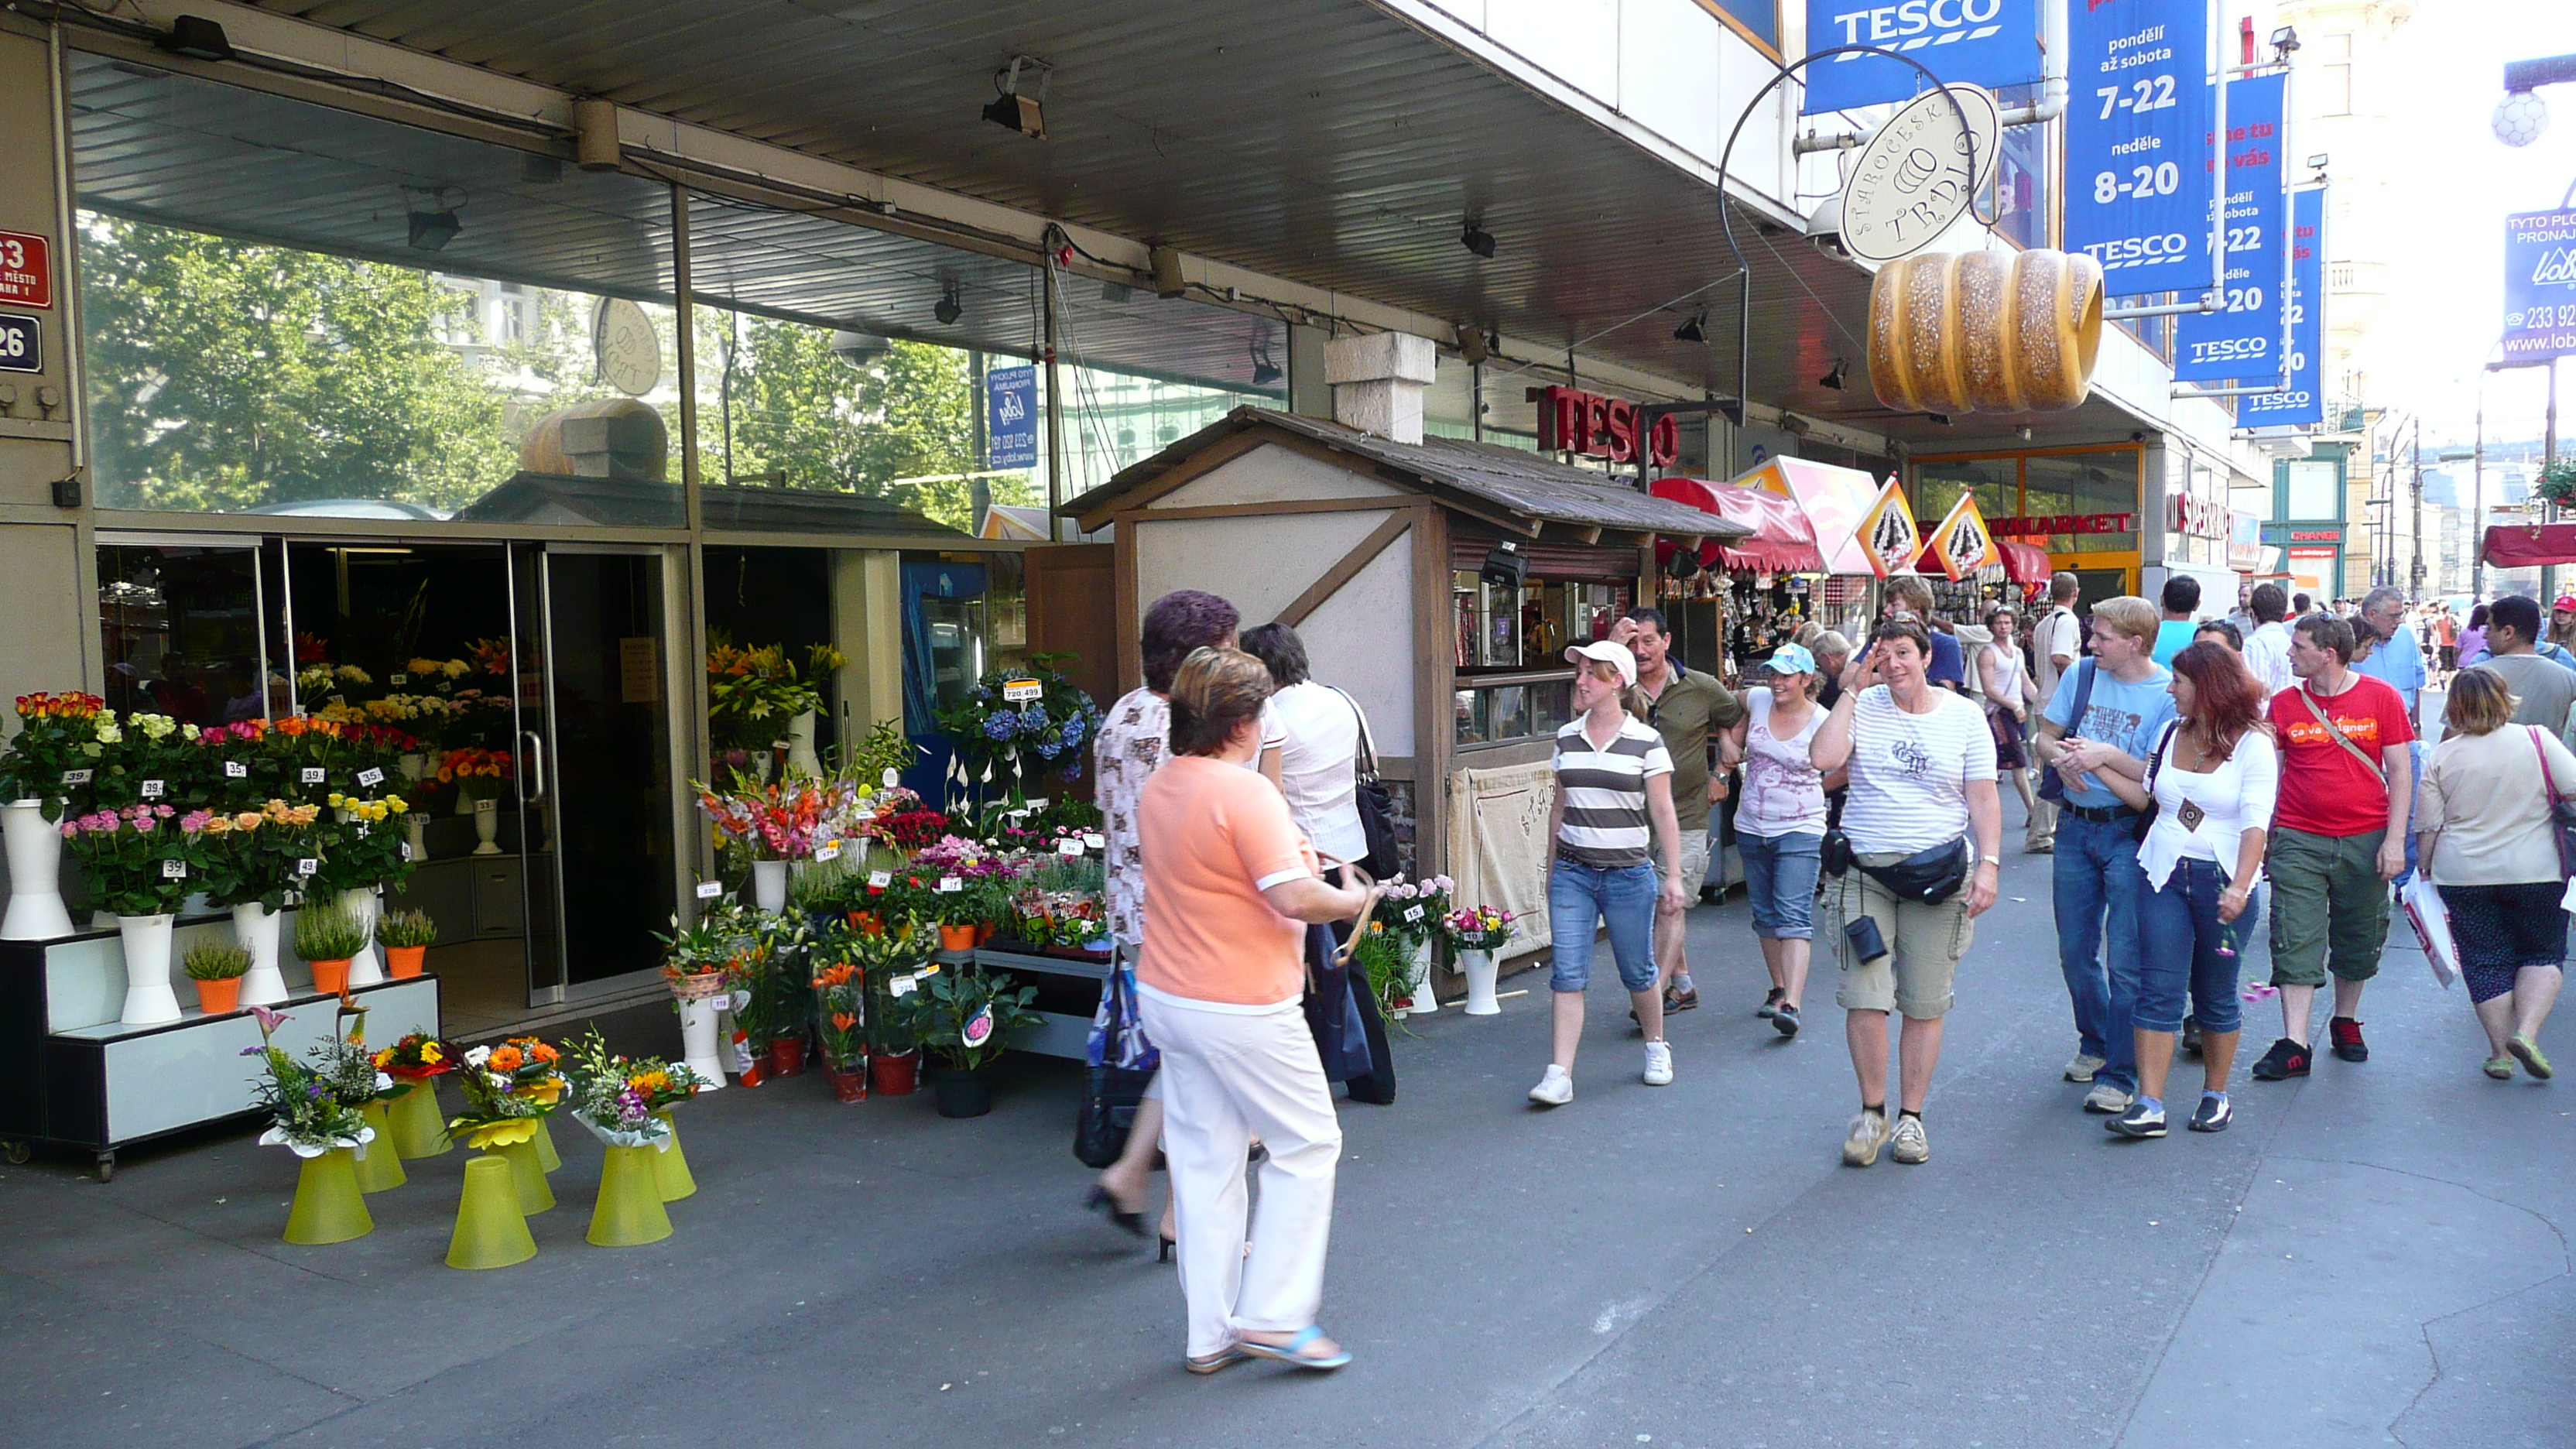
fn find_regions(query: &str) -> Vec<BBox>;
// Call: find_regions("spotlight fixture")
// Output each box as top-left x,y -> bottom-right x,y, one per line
156,15 -> 235,62
934,285 -> 963,325
1457,323 -> 1489,367
1478,540 -> 1527,590
1149,245 -> 1187,299
1673,310 -> 1708,344
982,55 -> 1050,139
2268,24 -> 2300,57
1818,358 -> 1849,391
406,208 -> 462,251
1664,543 -> 1704,581
1461,220 -> 1496,260
1249,339 -> 1282,388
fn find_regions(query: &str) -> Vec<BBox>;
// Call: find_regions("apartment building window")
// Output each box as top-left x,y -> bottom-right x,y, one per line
2317,33 -> 2352,117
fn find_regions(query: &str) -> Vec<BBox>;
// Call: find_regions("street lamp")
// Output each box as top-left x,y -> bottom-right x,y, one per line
2494,54 -> 2576,149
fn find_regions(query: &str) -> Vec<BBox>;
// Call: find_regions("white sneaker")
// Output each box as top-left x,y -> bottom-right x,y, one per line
1842,1108 -> 1890,1166
2063,1053 -> 2106,1083
1643,1040 -> 1673,1086
1528,1064 -> 1574,1105
1889,1113 -> 1930,1164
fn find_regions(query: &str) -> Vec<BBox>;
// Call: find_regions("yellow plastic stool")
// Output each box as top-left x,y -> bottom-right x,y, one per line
385,1080 -> 451,1158
282,1146 -> 374,1245
531,1114 -> 562,1173
649,1111 -> 697,1202
352,1105 -> 407,1194
488,1138 -> 556,1214
587,1144 -> 673,1247
445,1155 -> 537,1269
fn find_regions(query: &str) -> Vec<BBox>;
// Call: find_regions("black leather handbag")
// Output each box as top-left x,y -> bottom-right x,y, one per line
1301,923 -> 1375,1084
1331,686 -> 1403,879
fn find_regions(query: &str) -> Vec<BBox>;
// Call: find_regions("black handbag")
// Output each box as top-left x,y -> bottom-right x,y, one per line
2131,723 -> 2174,844
1301,922 -> 1376,1084
1857,838 -> 1971,904
2036,658 -> 2095,805
1331,686 -> 1403,879
1074,1064 -> 1157,1169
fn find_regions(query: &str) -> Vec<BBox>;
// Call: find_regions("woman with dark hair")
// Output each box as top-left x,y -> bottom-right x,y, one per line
2193,619 -> 2243,652
2091,641 -> 2275,1136
1238,623 -> 1368,873
1137,646 -> 1376,1373
2458,602 -> 2492,668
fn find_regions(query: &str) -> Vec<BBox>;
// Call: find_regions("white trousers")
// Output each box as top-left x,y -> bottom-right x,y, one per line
1138,991 -> 1343,1358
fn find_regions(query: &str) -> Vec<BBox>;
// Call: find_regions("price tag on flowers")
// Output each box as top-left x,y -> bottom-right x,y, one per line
161,859 -> 187,879
889,972 -> 918,997
1404,906 -> 1423,923
1082,832 -> 1105,851
60,769 -> 91,786
224,761 -> 247,779
298,858 -> 318,877
882,768 -> 900,787
694,880 -> 722,899
357,767 -> 385,787
815,841 -> 841,862
300,768 -> 325,784
937,875 -> 962,893
1057,838 -> 1084,858
868,870 -> 892,889
1002,679 -> 1043,704
139,779 -> 163,798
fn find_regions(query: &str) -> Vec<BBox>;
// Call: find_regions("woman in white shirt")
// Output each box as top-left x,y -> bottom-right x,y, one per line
2415,666 -> 2572,1081
1977,605 -> 2040,833
2092,642 -> 2275,1138
1723,643 -> 1831,1037
1238,624 -> 1367,865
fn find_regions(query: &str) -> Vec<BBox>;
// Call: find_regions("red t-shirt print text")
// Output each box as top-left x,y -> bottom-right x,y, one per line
2266,676 -> 2414,839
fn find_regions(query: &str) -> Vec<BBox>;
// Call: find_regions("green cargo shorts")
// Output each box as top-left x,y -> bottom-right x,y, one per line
2266,826 -> 2390,988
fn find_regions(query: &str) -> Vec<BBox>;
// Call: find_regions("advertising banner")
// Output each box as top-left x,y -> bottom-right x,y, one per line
1855,478 -> 1923,579
2064,0 -> 2215,297
2502,207 -> 2576,364
2173,71 -> 2286,382
984,365 -> 1038,470
2240,187 -> 2325,428
1801,0 -> 2043,114
1923,491 -> 2001,581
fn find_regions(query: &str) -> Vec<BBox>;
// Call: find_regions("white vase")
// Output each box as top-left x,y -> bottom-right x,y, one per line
115,913 -> 182,1025
752,858 -> 790,914
396,752 -> 426,783
1460,948 -> 1501,1016
406,814 -> 430,863
786,710 -> 822,778
677,996 -> 730,1092
472,797 -> 501,855
1403,939 -> 1440,1016
2,798 -> 74,940
234,900 -> 289,1006
341,886 -> 385,987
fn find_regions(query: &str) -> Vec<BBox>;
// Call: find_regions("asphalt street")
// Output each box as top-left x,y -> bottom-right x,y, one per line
3,840 -> 2569,1449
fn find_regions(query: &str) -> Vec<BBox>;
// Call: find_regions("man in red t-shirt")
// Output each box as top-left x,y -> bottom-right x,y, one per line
2251,614 -> 2415,1081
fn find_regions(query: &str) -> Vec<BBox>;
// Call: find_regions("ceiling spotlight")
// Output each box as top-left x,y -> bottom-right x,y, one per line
406,207 -> 462,252
934,285 -> 963,325
1458,323 -> 1489,367
1249,339 -> 1282,388
1478,540 -> 1527,589
1673,310 -> 1708,344
1819,358 -> 1849,391
156,15 -> 235,62
2268,25 -> 2300,57
983,55 -> 1050,139
1461,220 -> 1496,260
2494,91 -> 2550,148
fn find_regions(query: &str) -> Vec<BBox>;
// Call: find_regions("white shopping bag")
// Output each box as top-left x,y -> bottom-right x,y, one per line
2400,875 -> 2458,991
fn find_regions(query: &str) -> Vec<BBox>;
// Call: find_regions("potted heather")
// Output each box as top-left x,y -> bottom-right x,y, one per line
913,961 -> 1040,1118
293,900 -> 372,996
183,938 -> 251,1016
375,909 -> 437,978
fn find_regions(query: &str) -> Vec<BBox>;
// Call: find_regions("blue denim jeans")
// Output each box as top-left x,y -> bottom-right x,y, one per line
2052,811 -> 2145,1093
2132,858 -> 2245,1036
1736,829 -> 1824,940
1548,858 -> 1659,993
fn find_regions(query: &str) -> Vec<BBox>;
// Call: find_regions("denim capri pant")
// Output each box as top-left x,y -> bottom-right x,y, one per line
1736,829 -> 1824,941
1548,857 -> 1659,992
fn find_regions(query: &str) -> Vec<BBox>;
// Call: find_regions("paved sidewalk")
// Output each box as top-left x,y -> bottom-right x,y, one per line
2,854 -> 2568,1449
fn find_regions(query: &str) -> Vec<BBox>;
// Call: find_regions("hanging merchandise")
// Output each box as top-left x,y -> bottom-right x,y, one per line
1868,248 -> 2105,415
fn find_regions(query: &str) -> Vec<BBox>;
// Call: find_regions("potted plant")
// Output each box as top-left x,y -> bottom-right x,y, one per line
932,654 -> 1103,804
444,1036 -> 566,1214
376,909 -> 437,978
812,957 -> 868,1101
1437,903 -> 1517,1016
368,1029 -> 455,1158
655,909 -> 742,1091
184,938 -> 250,1015
293,900 -> 372,996
196,798 -> 323,1006
912,961 -> 1041,1118
317,786 -> 415,985
61,803 -> 217,1025
245,1004 -> 388,1244
0,693 -> 110,940
1380,875 -> 1454,1016
865,959 -> 929,1097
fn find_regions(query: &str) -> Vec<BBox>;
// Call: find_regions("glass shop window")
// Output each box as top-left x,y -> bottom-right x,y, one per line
96,543 -> 283,727
2022,450 -> 2143,555
1451,571 -> 1623,747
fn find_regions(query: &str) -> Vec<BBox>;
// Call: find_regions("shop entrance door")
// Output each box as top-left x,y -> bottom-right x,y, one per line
522,545 -> 682,1004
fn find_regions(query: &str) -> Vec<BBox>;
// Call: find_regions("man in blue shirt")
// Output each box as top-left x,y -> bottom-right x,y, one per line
2152,575 -> 2201,666
1886,575 -> 1965,686
2350,587 -> 2424,717
2034,596 -> 2178,1115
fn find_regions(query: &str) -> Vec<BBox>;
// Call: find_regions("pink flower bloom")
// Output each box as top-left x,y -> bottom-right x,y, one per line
57,821 -> 74,838
179,810 -> 213,834
131,815 -> 156,834
153,803 -> 174,818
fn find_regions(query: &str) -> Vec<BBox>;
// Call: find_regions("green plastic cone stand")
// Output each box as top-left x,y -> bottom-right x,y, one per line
282,1147 -> 374,1245
352,1105 -> 407,1194
446,1155 -> 537,1270
587,1144 -> 673,1247
532,1114 -> 562,1173
387,1080 -> 450,1158
650,1111 -> 697,1201
488,1139 -> 555,1214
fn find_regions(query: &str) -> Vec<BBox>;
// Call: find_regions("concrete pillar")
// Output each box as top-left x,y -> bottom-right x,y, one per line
1324,333 -> 1437,446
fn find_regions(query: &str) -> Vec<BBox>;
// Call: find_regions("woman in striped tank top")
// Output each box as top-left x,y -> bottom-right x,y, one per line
1528,640 -> 1691,1106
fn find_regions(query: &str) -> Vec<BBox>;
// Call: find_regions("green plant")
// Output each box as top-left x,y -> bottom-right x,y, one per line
244,1005 -> 380,1153
1351,924 -> 1416,1020
60,805 -> 217,917
293,901 -> 371,961
375,908 -> 438,948
911,961 -> 1041,1071
788,851 -> 862,915
2540,457 -> 2576,509
932,653 -> 1102,803
183,940 -> 251,981
844,717 -> 919,791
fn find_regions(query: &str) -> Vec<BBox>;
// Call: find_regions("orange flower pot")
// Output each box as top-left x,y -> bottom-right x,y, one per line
194,976 -> 242,1015
938,923 -> 978,952
975,921 -> 997,945
385,945 -> 427,979
309,957 -> 351,995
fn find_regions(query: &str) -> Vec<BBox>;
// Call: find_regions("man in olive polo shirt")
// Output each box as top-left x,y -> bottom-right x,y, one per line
1615,607 -> 1744,1012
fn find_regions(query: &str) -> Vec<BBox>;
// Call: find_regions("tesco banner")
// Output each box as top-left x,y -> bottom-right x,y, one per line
2240,187 -> 2325,428
2064,0 -> 2215,298
1801,0 -> 2043,114
2173,71 -> 2287,382
2502,207 -> 2576,364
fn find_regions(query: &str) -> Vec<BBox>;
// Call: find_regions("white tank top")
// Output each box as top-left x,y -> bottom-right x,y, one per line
1738,687 -> 1829,838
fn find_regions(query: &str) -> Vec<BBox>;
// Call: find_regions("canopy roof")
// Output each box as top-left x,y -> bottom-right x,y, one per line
1648,478 -> 1822,574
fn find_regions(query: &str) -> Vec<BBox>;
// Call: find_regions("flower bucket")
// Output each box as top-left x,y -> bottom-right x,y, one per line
649,1110 -> 697,1201
1,798 -> 74,940
587,1143 -> 673,1248
282,1147 -> 374,1245
824,1064 -> 868,1102
751,858 -> 790,913
116,913 -> 183,1026
674,995 -> 729,1091
352,1103 -> 407,1194
765,1033 -> 810,1078
385,945 -> 427,979
445,1154 -> 536,1270
233,901 -> 289,1006
938,923 -> 978,952
339,887 -> 385,987
194,975 -> 243,1016
308,957 -> 352,995
472,797 -> 502,855
870,1049 -> 920,1097
1459,948 -> 1501,1016
930,1064 -> 996,1118
387,1078 -> 450,1158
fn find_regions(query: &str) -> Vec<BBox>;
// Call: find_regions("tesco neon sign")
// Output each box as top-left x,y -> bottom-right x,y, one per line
1532,385 -> 1680,467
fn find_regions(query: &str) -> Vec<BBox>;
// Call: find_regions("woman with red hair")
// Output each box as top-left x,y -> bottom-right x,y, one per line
2092,642 -> 2276,1138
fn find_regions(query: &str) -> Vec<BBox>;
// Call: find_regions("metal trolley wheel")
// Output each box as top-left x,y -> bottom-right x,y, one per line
0,1139 -> 29,1166
94,1151 -> 115,1183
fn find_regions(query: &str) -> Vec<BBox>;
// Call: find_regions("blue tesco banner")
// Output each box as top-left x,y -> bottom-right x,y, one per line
2502,208 -> 2576,364
2173,71 -> 2287,382
1801,0 -> 2043,114
985,364 -> 1037,470
2241,187 -> 2325,428
2064,0 -> 2214,297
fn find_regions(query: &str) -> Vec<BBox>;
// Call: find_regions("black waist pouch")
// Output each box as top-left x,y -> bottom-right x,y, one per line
1857,838 -> 1969,904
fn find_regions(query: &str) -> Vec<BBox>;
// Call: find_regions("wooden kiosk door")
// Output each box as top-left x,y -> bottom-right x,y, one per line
1026,544 -> 1116,715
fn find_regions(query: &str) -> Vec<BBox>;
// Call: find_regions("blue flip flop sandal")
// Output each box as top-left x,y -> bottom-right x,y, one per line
1238,1326 -> 1352,1371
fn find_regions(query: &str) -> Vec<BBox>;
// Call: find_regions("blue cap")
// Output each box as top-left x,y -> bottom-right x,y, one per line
1764,642 -> 1817,676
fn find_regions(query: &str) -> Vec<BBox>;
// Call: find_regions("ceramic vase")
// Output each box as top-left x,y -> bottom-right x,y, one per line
405,814 -> 430,864
1459,948 -> 1501,1016
786,710 -> 822,778
115,913 -> 183,1026
1403,939 -> 1440,1016
677,995 -> 730,1091
473,797 -> 501,855
340,886 -> 385,987
751,858 -> 789,914
233,901 -> 290,1006
1,798 -> 74,940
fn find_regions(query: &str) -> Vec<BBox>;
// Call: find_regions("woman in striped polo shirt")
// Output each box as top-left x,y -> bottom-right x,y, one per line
1529,639 -> 1691,1105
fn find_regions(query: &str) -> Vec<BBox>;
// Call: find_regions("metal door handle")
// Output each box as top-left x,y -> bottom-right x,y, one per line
521,730 -> 546,807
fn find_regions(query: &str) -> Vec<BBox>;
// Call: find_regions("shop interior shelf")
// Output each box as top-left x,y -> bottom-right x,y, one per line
973,945 -> 1111,1061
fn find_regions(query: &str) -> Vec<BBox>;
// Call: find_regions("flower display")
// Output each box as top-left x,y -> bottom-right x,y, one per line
1437,903 -> 1517,952
812,960 -> 866,1068
0,692 -> 108,817
60,803 -> 215,916
694,772 -> 868,862
563,1029 -> 702,1145
313,788 -> 415,894
371,1031 -> 452,1081
932,656 -> 1103,792
705,640 -> 837,754
444,1034 -> 564,1150
874,807 -> 954,854
434,746 -> 513,785
195,797 -> 325,912
244,1006 -> 387,1156
1380,875 -> 1455,942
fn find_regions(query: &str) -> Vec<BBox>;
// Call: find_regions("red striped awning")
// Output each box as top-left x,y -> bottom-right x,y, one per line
1648,478 -> 1824,574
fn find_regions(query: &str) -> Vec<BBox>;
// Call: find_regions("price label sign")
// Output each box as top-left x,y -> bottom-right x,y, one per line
868,870 -> 893,889
694,880 -> 723,899
1057,838 -> 1084,858
398,842 -> 413,862
139,779 -> 165,799
161,859 -> 187,879
1403,905 -> 1423,922
937,875 -> 962,893
300,768 -> 327,785
389,673 -> 408,686
889,972 -> 918,998
1002,678 -> 1044,704
1082,833 -> 1106,851
355,824 -> 370,838
357,768 -> 385,787
60,768 -> 91,786
815,841 -> 842,862
224,761 -> 248,779
1025,797 -> 1049,812
297,858 -> 319,877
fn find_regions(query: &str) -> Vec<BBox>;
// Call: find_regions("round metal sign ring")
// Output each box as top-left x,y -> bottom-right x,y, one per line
593,296 -> 661,396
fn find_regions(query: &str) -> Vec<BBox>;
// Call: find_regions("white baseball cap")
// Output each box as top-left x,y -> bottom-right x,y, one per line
1564,639 -> 1637,688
